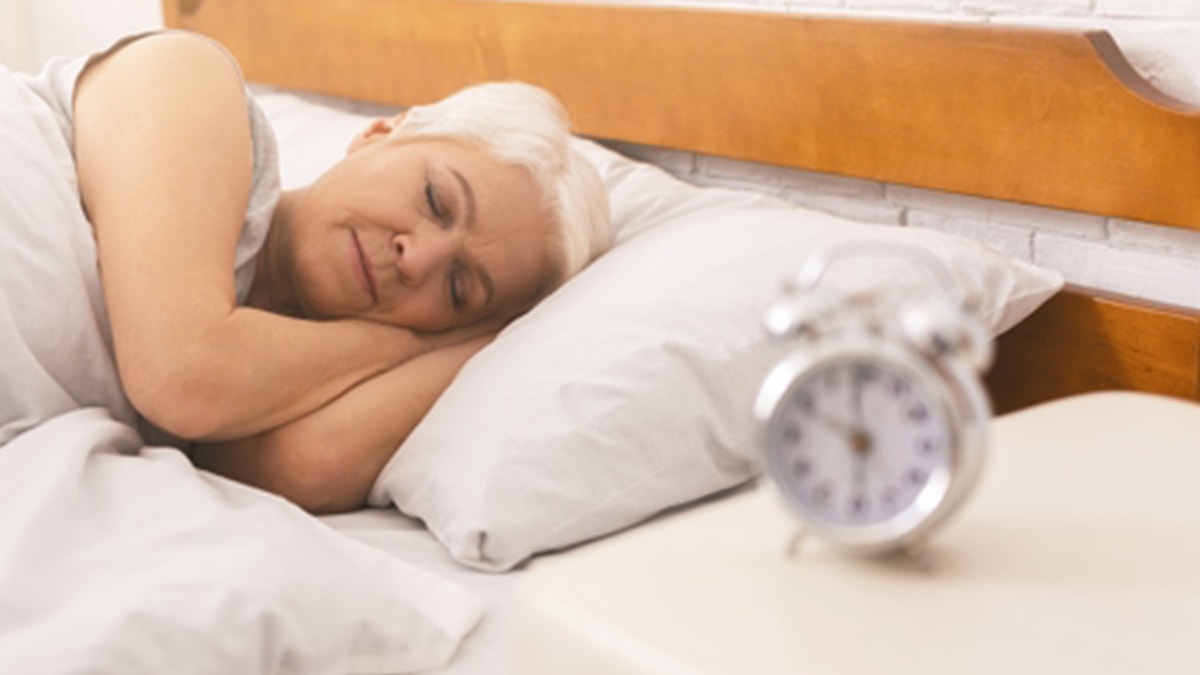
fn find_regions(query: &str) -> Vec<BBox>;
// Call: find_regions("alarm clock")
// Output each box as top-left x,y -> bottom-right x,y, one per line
754,241 -> 992,558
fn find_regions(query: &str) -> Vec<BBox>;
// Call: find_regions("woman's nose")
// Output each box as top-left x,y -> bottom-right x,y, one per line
391,230 -> 455,286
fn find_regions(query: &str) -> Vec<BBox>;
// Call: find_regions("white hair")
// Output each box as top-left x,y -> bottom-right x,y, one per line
389,82 -> 612,288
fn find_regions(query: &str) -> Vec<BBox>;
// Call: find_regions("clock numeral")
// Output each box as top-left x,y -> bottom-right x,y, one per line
849,494 -> 869,517
907,468 -> 925,486
881,488 -> 898,510
917,438 -> 934,455
822,369 -> 840,391
853,364 -> 879,384
791,392 -> 814,413
812,483 -> 832,507
908,403 -> 928,422
791,458 -> 811,479
781,423 -> 802,445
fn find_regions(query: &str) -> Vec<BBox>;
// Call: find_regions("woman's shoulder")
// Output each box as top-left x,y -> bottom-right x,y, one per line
77,31 -> 247,105
73,30 -> 255,182
72,27 -> 259,271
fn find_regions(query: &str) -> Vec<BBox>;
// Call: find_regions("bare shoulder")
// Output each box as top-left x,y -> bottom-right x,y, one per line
74,30 -> 254,236
77,32 -> 246,103
74,32 -> 253,166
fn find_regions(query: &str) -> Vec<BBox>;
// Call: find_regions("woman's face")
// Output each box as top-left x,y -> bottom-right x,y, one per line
282,135 -> 556,332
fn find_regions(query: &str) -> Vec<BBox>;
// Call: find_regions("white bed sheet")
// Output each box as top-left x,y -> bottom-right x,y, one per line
322,509 -> 526,675
0,409 -> 485,674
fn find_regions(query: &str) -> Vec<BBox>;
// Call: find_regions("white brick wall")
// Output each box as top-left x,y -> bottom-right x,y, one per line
1096,0 -> 1200,20
849,0 -> 960,13
961,0 -> 1092,15
608,0 -> 1200,310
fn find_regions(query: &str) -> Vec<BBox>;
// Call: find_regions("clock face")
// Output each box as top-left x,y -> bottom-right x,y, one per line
763,354 -> 954,531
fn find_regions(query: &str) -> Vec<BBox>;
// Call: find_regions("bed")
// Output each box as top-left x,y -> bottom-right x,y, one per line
2,0 -> 1198,672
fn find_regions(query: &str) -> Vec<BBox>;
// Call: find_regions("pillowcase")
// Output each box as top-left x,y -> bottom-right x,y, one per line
251,87 -> 377,190
367,139 -> 1064,571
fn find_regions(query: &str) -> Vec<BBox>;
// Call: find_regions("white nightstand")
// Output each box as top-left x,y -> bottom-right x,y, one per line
510,392 -> 1200,674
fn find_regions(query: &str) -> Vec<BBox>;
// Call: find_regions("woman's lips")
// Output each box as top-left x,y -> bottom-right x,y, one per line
351,230 -> 378,304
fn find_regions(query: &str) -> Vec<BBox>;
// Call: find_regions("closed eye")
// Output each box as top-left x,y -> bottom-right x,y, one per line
449,264 -> 465,311
425,179 -> 446,223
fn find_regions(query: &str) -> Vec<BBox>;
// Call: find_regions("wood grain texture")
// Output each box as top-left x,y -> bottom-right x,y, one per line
987,288 -> 1200,413
168,0 -> 1200,230
165,0 -> 1200,409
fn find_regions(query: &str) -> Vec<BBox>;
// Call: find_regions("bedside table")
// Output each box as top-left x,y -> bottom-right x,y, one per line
510,392 -> 1200,674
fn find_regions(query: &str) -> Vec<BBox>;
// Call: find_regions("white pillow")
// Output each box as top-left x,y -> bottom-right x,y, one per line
367,140 -> 1064,571
251,87 -> 375,190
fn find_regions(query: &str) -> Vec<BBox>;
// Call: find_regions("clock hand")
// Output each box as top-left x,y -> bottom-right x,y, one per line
812,411 -> 854,437
812,409 -> 876,476
851,371 -> 865,428
843,386 -> 874,497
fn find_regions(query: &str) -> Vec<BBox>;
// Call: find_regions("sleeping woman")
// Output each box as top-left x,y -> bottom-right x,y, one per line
0,32 -> 611,511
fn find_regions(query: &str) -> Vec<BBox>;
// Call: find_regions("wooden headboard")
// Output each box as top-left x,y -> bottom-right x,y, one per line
164,0 -> 1200,413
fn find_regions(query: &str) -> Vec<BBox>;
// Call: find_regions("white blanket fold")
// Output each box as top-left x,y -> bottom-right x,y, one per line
0,408 -> 484,674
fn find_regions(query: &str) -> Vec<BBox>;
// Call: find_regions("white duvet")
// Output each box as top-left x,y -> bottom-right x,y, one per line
0,408 -> 483,674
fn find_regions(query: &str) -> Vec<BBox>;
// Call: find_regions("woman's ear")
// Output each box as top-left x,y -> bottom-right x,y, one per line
346,113 -> 407,155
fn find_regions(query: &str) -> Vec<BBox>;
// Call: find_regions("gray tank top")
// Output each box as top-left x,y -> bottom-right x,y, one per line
0,32 -> 281,445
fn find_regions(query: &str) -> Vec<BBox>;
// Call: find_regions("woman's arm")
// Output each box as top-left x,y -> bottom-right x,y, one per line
74,33 -> 447,440
189,336 -> 491,514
